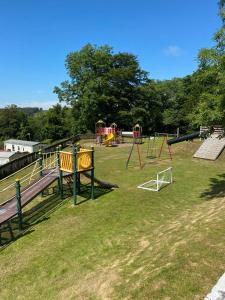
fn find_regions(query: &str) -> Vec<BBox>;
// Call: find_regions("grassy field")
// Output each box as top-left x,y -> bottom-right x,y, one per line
1,138 -> 225,299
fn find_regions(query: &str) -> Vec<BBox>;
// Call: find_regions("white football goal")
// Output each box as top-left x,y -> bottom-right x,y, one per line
137,167 -> 173,192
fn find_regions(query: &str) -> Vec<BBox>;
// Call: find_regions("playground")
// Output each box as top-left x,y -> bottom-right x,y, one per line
1,137 -> 225,299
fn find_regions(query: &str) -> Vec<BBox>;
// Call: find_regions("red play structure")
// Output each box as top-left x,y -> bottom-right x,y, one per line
121,123 -> 143,144
95,120 -> 118,146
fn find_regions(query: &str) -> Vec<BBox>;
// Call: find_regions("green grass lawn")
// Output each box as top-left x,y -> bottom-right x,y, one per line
1,139 -> 225,299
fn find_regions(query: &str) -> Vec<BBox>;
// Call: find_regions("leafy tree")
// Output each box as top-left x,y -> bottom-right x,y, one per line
28,104 -> 71,141
135,80 -> 163,133
45,104 -> 70,140
54,44 -> 148,132
28,111 -> 48,141
0,105 -> 28,140
187,0 -> 225,127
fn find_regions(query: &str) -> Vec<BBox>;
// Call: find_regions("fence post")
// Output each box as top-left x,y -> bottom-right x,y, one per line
15,179 -> 23,231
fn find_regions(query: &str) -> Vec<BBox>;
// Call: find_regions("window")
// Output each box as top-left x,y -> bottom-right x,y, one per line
12,145 -> 15,151
18,146 -> 20,151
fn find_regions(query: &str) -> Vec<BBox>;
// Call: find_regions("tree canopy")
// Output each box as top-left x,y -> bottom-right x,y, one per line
0,2 -> 224,144
54,44 -> 157,132
53,1 -> 225,134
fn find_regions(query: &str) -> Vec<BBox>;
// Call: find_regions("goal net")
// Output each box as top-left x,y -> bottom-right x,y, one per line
137,167 -> 173,192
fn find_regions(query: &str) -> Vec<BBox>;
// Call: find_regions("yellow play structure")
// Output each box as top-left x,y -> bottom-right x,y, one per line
60,148 -> 93,173
59,146 -> 95,205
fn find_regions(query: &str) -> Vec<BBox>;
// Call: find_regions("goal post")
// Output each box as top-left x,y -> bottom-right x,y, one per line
137,167 -> 173,192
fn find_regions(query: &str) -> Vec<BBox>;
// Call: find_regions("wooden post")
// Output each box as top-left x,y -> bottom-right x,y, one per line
57,146 -> 64,199
158,136 -> 165,158
15,179 -> 23,231
76,144 -> 81,194
136,143 -> 143,169
72,147 -> 77,205
126,140 -> 142,169
126,142 -> 135,169
77,173 -> 81,194
38,149 -> 43,177
91,146 -> 94,200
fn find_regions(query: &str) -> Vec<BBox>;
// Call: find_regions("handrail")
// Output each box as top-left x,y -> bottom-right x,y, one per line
42,151 -> 57,155
20,168 -> 58,196
0,157 -> 58,193
0,158 -> 41,184
0,167 -> 58,207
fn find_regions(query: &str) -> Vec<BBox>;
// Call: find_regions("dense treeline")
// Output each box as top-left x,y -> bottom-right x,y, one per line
0,104 -> 70,142
0,1 -> 224,143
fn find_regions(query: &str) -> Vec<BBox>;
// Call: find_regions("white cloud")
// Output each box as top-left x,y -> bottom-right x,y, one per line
163,45 -> 184,57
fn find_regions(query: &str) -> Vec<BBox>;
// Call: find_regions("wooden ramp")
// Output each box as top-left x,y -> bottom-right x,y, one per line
0,169 -> 59,225
194,134 -> 225,160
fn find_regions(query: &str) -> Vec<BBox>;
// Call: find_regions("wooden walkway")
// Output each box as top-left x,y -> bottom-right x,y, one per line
0,169 -> 60,225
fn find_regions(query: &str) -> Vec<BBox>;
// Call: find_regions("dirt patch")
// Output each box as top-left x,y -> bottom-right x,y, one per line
59,267 -> 119,300
152,279 -> 166,291
139,238 -> 150,249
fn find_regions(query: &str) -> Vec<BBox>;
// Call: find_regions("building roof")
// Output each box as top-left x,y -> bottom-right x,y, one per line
4,139 -> 40,147
0,151 -> 17,158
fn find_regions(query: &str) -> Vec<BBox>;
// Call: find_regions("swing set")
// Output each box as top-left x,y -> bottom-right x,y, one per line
126,130 -> 173,169
146,133 -> 172,161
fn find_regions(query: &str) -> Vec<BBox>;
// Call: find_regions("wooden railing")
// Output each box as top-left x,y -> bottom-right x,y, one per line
60,152 -> 73,173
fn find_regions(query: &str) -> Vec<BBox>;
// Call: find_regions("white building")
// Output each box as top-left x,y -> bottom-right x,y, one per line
0,151 -> 18,166
4,139 -> 41,153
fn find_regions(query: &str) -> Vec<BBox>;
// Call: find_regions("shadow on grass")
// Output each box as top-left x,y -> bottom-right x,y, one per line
0,188 -> 63,249
200,173 -> 225,200
63,183 -> 112,205
0,183 -> 113,249
146,155 -> 158,159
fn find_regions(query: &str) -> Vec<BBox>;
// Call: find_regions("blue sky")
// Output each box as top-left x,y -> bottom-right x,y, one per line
0,0 -> 221,108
